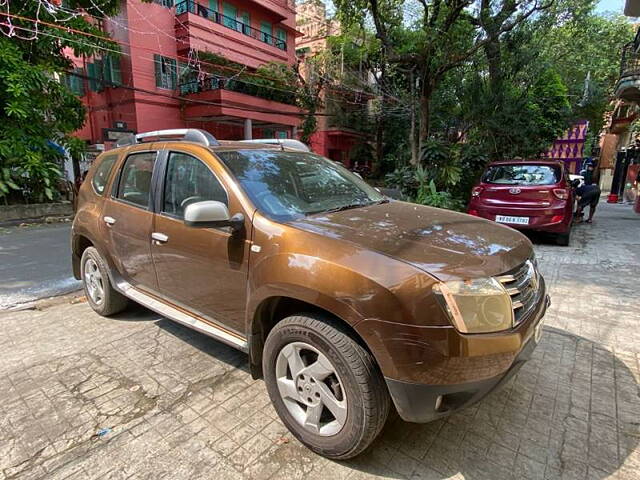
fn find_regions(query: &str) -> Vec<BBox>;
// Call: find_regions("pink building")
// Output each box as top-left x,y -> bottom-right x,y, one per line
295,1 -> 372,168
71,0 -> 302,149
542,120 -> 589,174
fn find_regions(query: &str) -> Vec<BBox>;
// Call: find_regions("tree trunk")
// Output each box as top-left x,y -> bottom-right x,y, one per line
375,101 -> 384,170
409,70 -> 418,166
483,36 -> 503,94
418,87 -> 432,153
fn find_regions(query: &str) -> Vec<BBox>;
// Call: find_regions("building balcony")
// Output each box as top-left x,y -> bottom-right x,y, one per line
174,0 -> 291,69
247,0 -> 295,21
180,76 -> 302,127
615,41 -> 640,103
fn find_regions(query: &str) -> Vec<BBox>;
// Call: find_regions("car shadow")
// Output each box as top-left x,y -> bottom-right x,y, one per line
140,303 -> 638,479
128,304 -> 250,373
335,325 -> 639,479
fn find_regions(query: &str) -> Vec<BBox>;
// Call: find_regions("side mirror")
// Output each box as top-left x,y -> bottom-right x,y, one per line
184,201 -> 244,232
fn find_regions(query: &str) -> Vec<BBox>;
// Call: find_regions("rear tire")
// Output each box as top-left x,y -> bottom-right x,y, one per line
263,314 -> 390,459
81,247 -> 128,316
556,227 -> 571,246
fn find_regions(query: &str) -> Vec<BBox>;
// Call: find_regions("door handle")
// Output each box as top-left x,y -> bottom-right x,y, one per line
103,216 -> 116,226
151,232 -> 169,244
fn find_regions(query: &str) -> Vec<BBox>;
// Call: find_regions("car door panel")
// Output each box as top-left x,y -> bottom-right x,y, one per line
152,215 -> 249,333
101,150 -> 159,292
150,150 -> 249,334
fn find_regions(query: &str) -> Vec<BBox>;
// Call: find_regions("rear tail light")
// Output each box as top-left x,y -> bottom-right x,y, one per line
551,214 -> 564,223
471,186 -> 483,197
468,209 -> 479,216
553,188 -> 568,200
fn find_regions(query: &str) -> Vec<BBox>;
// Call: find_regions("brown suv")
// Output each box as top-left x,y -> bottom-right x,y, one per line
72,129 -> 549,459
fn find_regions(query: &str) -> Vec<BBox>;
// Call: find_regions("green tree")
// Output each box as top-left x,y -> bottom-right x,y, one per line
536,12 -> 633,150
333,0 -> 553,148
0,1 -> 119,203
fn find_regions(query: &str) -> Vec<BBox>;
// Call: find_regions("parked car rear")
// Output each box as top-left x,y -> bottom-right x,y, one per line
468,161 -> 574,245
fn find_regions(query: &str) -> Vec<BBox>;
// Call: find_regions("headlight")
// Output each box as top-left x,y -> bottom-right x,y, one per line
433,278 -> 513,333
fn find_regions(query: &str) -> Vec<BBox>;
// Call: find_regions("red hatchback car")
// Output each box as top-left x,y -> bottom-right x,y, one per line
468,161 -> 574,245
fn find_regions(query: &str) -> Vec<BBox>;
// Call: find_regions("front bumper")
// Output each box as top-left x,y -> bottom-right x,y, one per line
386,294 -> 550,423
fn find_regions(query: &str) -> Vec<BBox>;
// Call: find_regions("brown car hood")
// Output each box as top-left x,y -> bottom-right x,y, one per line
289,201 -> 532,281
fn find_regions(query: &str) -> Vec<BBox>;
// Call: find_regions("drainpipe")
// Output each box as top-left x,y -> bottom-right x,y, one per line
244,118 -> 253,140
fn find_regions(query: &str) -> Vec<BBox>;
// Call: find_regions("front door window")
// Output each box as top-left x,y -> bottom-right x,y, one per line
162,151 -> 227,217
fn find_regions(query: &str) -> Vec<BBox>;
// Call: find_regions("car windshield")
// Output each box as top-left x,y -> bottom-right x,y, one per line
216,150 -> 385,221
482,164 -> 560,186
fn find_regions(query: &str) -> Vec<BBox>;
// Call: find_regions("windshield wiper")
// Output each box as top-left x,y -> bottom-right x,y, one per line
307,198 -> 388,216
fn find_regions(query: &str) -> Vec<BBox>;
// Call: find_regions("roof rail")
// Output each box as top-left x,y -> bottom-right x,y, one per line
115,129 -> 219,148
238,138 -> 310,152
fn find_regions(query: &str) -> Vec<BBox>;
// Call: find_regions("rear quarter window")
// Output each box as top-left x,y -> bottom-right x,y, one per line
91,154 -> 118,195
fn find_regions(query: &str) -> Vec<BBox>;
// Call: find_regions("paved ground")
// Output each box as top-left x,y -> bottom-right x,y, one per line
0,223 -> 81,309
0,202 -> 638,480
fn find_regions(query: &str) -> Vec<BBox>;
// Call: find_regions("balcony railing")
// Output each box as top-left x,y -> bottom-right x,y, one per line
620,42 -> 640,78
175,0 -> 287,51
179,75 -> 297,105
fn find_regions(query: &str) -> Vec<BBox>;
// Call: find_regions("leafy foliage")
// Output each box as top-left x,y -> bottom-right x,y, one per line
0,0 -> 121,203
385,164 -> 463,210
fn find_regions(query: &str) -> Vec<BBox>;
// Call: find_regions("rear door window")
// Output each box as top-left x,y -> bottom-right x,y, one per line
482,165 -> 560,186
116,152 -> 157,208
91,154 -> 117,195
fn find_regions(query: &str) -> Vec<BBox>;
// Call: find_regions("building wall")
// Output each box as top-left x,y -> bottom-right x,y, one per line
72,0 -> 300,146
296,1 -> 370,165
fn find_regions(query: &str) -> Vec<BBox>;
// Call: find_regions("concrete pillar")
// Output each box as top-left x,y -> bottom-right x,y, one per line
244,118 -> 252,140
292,126 -> 298,139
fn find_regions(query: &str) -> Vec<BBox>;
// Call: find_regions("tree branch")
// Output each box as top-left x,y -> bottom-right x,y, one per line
437,0 -> 555,76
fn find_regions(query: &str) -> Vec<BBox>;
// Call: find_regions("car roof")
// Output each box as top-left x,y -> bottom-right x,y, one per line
108,140 -> 306,155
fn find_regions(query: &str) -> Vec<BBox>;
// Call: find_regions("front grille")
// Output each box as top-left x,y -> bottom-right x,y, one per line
496,260 -> 540,326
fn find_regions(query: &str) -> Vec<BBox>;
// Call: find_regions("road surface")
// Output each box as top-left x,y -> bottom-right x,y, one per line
0,222 -> 81,309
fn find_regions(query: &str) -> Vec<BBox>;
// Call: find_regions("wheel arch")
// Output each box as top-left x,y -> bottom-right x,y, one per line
71,234 -> 95,279
248,295 -> 372,380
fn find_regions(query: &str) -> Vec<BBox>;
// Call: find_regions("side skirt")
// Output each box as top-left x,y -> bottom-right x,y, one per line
113,278 -> 249,353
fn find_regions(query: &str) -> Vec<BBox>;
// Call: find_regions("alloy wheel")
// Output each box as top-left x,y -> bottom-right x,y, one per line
275,341 -> 347,436
84,258 -> 104,305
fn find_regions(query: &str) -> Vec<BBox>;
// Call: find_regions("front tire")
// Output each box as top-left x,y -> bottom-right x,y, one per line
263,314 -> 390,459
81,247 -> 128,316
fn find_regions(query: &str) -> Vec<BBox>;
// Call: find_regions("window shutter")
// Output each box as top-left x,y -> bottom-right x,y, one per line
111,57 -> 122,85
87,62 -> 98,91
74,68 -> 85,96
276,28 -> 286,50
154,54 -> 162,87
240,12 -> 250,34
103,57 -> 112,85
169,58 -> 177,90
260,21 -> 272,44
94,59 -> 104,91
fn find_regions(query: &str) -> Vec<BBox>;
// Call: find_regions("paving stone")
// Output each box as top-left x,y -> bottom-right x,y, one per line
0,202 -> 639,479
